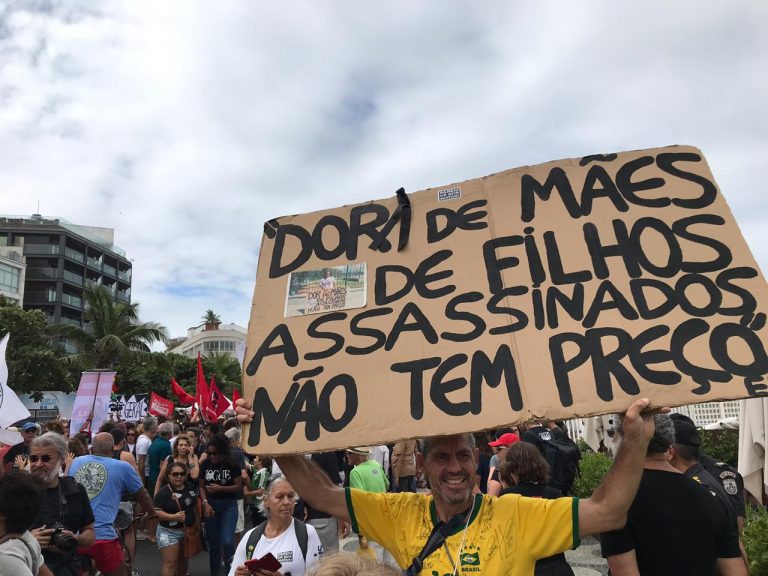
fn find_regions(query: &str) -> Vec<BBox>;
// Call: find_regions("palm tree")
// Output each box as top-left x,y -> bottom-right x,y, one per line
55,284 -> 169,369
204,351 -> 242,394
202,309 -> 221,331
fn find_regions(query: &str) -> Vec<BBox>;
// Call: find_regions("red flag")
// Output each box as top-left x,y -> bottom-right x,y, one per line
148,392 -> 175,418
171,378 -> 195,405
196,352 -> 209,419
232,388 -> 241,406
206,377 -> 229,420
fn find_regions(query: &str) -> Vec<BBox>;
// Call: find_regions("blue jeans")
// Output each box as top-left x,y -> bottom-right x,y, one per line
205,498 -> 238,576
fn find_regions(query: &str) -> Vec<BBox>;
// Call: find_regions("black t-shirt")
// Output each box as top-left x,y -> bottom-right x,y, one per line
601,469 -> 741,574
306,452 -> 343,520
200,458 -> 242,501
32,478 -> 95,571
2,441 -> 30,464
153,484 -> 198,528
685,462 -> 740,534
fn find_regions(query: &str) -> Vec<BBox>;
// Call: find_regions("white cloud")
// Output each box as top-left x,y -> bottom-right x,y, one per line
1,0 -> 766,339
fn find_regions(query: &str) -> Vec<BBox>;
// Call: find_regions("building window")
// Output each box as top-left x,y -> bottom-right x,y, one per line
0,263 -> 20,293
204,341 -> 220,351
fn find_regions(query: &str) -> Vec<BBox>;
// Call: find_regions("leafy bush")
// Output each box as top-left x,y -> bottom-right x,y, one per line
576,437 -> 593,454
744,506 -> 768,576
572,452 -> 612,498
698,429 -> 739,466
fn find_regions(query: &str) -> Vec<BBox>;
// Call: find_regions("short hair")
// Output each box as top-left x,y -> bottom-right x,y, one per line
185,426 -> 201,439
422,433 -> 476,459
99,420 -> 117,434
647,414 -> 675,455
158,422 -> 174,439
0,471 -> 44,532
257,455 -> 273,470
307,553 -> 400,576
68,438 -> 87,457
222,418 -> 239,432
111,428 -> 126,445
31,432 -> 68,462
674,442 -> 700,462
44,420 -> 66,435
143,416 -> 158,433
499,441 -> 549,485
92,432 -> 115,456
224,427 -> 240,444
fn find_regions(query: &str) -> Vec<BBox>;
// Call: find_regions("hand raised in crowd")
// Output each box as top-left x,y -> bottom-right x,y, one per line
14,454 -> 28,470
65,451 -> 76,470
619,398 -> 670,445
235,398 -> 254,424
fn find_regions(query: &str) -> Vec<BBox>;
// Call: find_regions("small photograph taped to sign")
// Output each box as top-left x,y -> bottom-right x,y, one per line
285,262 -> 367,318
438,187 -> 461,201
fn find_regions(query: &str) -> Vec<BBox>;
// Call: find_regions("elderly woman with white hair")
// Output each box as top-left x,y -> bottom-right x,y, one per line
229,474 -> 322,576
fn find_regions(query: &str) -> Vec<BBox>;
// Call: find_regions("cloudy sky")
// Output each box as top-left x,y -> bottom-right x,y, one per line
1,0 -> 766,340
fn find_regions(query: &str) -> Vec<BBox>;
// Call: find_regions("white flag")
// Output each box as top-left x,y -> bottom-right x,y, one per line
0,333 -> 31,428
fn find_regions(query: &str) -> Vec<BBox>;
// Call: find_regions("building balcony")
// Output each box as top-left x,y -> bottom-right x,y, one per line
26,290 -> 58,303
63,270 -> 83,285
24,245 -> 60,256
116,291 -> 130,303
26,268 -> 61,280
60,316 -> 82,327
103,264 -> 116,277
118,269 -> 131,282
87,257 -> 102,270
61,293 -> 82,308
64,247 -> 85,262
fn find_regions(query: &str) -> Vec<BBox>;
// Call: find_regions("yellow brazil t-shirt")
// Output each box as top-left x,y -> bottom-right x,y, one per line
345,488 -> 578,576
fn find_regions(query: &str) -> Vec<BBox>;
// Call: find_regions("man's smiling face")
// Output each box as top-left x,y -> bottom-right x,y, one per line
424,435 -> 476,506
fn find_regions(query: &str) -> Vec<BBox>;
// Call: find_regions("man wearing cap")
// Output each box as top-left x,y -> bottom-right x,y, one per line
237,397 -> 669,576
2,422 -> 38,473
487,432 -> 519,496
347,447 -> 388,494
601,414 -> 745,575
669,417 -> 748,570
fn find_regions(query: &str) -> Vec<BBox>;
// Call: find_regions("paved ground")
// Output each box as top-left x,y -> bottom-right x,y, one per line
133,531 -> 609,576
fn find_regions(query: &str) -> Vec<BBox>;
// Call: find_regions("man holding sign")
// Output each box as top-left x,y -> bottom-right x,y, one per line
237,397 -> 661,576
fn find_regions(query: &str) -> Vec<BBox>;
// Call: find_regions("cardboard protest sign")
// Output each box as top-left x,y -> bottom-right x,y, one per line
243,145 -> 768,455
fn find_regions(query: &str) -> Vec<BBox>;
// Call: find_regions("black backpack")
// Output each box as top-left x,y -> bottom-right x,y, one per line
245,519 -> 308,562
541,436 -> 581,495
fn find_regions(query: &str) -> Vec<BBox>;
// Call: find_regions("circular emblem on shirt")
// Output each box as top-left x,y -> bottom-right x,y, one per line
722,477 -> 738,495
74,461 -> 109,499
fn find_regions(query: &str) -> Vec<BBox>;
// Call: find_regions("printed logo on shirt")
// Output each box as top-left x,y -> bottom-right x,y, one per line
205,468 -> 232,483
722,477 -> 738,495
74,462 -> 109,499
276,551 -> 293,563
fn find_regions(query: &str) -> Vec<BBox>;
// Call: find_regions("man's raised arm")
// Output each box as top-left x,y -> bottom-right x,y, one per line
579,398 -> 665,537
275,455 -> 351,523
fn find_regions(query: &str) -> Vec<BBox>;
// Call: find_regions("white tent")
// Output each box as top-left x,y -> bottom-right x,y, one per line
738,397 -> 768,504
583,415 -> 615,453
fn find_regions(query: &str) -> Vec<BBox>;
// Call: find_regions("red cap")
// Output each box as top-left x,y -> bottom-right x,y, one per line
488,433 -> 520,447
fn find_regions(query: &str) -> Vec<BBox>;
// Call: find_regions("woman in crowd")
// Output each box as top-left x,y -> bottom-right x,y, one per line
499,442 -> 574,576
230,475 -> 322,576
155,433 -> 199,494
125,424 -> 138,458
200,433 -> 243,576
153,461 -> 198,576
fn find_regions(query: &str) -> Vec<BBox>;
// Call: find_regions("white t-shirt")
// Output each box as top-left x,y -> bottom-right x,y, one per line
228,519 -> 323,576
136,434 -> 152,476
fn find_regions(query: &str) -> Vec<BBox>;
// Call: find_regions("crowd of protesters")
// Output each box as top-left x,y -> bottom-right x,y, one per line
0,404 -> 754,576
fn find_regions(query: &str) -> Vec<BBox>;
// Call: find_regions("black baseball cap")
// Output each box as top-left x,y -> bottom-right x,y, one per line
669,413 -> 695,427
672,419 -> 701,447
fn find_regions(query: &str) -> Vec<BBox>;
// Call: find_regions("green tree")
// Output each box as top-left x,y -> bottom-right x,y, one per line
203,352 -> 242,395
114,352 -> 196,397
54,284 -> 168,370
0,296 -> 79,398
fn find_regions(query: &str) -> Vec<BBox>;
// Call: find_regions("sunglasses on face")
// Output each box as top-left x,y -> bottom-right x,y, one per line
170,472 -> 186,477
29,455 -> 54,463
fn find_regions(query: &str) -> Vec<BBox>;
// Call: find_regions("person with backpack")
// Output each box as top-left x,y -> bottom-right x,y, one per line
229,474 -> 322,576
521,420 -> 581,495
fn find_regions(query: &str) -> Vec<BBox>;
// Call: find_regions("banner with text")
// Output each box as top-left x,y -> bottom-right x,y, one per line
108,394 -> 148,422
70,372 -> 116,437
243,145 -> 768,454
